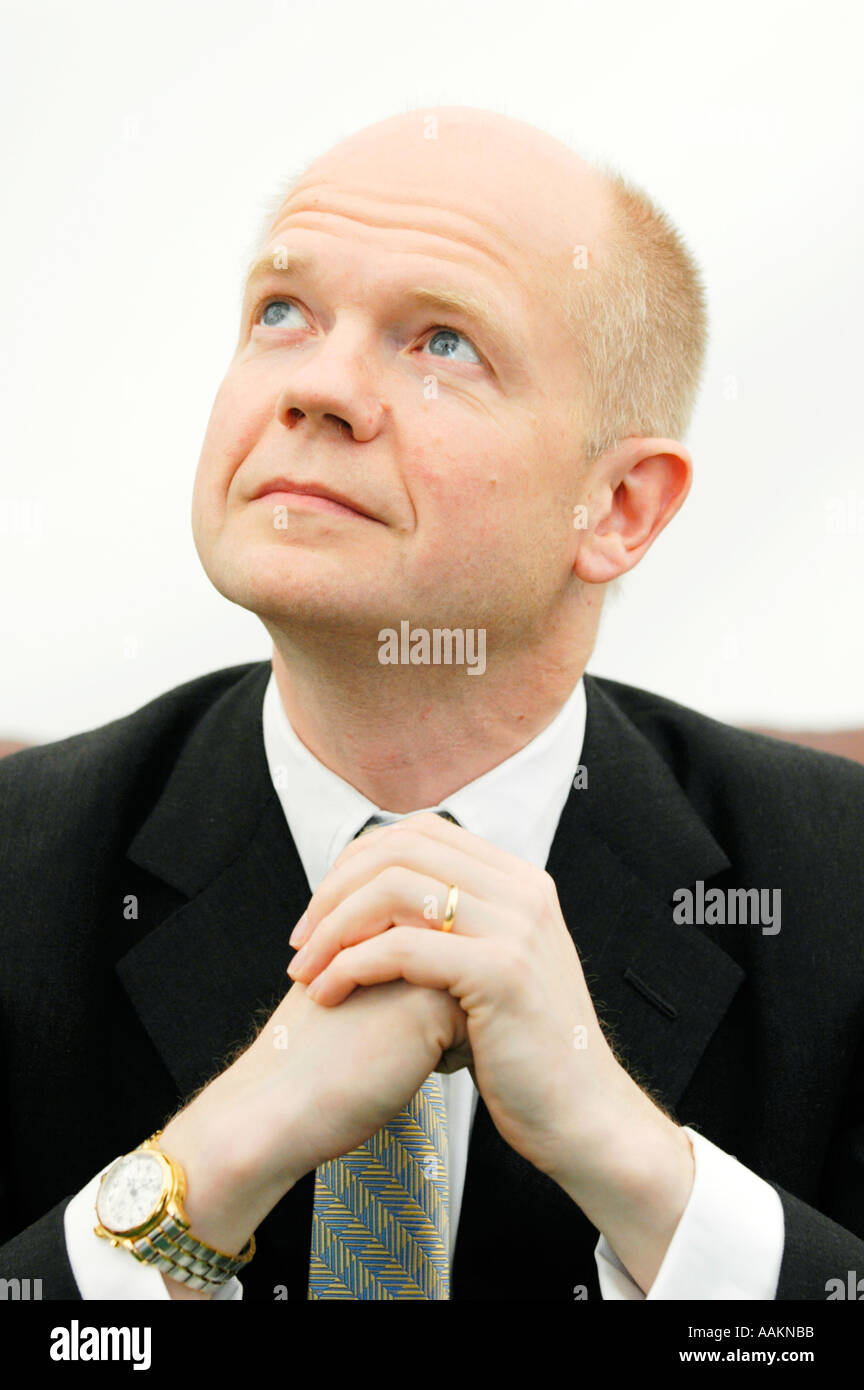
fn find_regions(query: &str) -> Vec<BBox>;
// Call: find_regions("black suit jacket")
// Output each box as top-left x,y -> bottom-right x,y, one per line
1,659 -> 863,1300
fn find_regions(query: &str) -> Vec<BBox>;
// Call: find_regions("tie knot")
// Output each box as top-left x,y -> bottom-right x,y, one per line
353,809 -> 459,839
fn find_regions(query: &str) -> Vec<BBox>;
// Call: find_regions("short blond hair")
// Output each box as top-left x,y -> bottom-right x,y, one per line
563,163 -> 709,465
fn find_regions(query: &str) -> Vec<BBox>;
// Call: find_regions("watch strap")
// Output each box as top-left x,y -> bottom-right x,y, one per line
130,1210 -> 255,1290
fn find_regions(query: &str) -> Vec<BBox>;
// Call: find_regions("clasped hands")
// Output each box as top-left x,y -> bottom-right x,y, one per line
286,812 -> 694,1283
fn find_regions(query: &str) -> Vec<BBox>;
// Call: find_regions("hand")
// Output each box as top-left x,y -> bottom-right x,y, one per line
158,974 -> 467,1278
286,812 -> 694,1291
287,811 -> 630,1175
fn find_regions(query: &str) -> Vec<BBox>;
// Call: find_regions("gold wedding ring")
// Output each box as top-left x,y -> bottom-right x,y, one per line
441,884 -> 459,932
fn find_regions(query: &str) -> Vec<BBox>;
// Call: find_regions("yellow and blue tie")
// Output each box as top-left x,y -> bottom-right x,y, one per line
307,809 -> 457,1300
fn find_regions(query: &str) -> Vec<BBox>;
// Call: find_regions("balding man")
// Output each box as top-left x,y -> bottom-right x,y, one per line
1,107 -> 862,1303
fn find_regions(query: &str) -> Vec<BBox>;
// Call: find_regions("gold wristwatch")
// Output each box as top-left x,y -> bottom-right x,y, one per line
93,1131 -> 255,1293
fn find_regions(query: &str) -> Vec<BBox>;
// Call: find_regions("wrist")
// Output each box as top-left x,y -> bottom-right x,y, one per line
549,1077 -> 695,1292
159,1084 -> 292,1256
547,1070 -> 694,1223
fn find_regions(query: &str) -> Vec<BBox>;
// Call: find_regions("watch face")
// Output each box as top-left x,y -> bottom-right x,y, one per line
96,1151 -> 168,1235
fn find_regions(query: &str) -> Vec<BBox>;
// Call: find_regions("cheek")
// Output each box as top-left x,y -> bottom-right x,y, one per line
404,409 -> 577,603
407,417 -> 540,551
193,372 -> 272,509
401,433 -> 534,600
405,410 -> 518,510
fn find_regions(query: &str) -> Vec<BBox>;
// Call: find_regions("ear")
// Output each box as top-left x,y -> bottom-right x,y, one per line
574,437 -> 692,584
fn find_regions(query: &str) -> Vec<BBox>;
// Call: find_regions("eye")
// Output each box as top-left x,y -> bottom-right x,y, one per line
257,299 -> 308,329
422,328 -> 481,365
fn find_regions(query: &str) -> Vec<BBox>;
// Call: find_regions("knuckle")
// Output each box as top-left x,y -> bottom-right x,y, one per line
507,936 -> 532,973
379,864 -> 410,896
535,867 -> 559,910
492,937 -> 531,995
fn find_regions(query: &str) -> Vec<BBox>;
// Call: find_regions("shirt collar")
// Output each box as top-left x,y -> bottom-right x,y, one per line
262,671 -> 586,891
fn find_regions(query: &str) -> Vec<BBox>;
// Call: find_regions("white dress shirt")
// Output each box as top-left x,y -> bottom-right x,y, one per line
64,669 -> 784,1299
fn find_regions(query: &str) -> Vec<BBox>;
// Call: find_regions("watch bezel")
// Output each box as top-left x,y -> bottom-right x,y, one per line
94,1143 -> 179,1240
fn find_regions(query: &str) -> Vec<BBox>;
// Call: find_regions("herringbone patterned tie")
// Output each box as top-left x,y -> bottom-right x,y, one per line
307,809 -> 457,1300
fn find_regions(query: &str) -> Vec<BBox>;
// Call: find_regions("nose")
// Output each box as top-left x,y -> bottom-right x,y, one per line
273,324 -> 388,444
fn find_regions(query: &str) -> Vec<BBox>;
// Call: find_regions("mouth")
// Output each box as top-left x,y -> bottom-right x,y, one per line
251,478 -> 379,521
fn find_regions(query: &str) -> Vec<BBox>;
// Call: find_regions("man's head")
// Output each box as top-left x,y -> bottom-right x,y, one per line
191,106 -> 705,667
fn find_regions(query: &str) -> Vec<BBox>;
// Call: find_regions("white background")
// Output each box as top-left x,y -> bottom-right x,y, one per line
1,0 -> 862,743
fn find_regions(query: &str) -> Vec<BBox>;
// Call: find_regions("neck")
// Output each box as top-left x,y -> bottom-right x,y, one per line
264,602 -> 600,811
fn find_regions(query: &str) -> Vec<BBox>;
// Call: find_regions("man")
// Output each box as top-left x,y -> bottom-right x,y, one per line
1,106 -> 863,1302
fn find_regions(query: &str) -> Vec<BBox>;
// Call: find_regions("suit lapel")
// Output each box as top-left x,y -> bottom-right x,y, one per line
117,662 -> 307,1101
116,660 -> 746,1301
548,674 -> 743,1113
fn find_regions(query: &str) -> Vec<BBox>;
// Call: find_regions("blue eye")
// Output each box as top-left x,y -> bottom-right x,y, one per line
255,302 -> 481,365
425,329 -> 481,364
259,300 -> 306,328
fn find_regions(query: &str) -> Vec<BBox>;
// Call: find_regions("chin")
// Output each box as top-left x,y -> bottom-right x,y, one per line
202,541 -> 394,636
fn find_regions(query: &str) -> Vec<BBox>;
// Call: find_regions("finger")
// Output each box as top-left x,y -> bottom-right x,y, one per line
331,809 -> 520,878
305,925 -> 476,1006
288,867 -> 509,983
292,820 -> 517,948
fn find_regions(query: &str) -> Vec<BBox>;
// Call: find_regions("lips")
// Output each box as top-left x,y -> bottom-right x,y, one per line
252,478 -> 377,520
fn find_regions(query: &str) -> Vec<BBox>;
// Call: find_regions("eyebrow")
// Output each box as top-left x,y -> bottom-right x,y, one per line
241,249 -> 523,362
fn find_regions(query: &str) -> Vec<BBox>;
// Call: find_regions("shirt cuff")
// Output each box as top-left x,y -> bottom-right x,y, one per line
594,1126 -> 785,1300
64,1159 -> 243,1300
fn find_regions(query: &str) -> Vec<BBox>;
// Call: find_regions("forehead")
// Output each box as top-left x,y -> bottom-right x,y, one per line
256,119 -> 608,311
